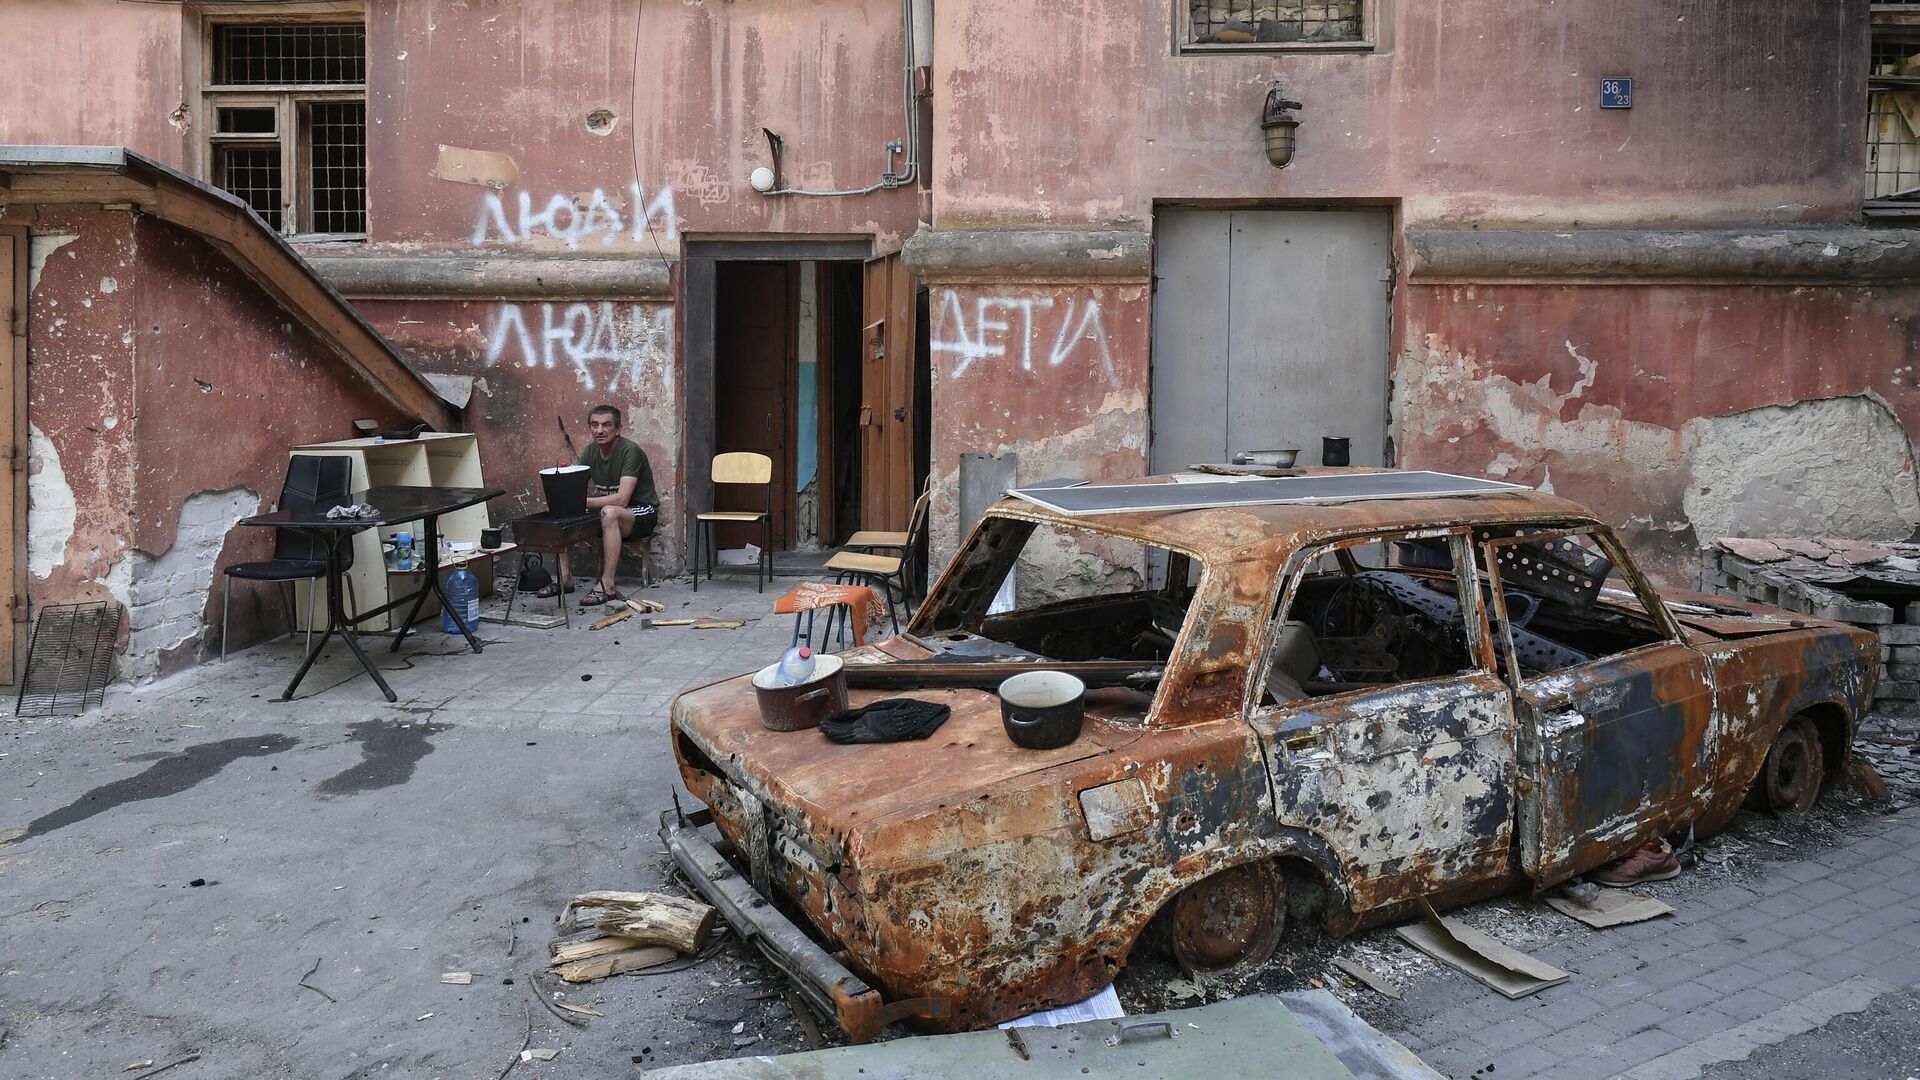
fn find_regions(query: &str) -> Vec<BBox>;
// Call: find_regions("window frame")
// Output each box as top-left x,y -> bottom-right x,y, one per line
193,8 -> 368,242
1474,524 -> 1687,689
1176,0 -> 1382,57
1247,525 -> 1497,715
1868,5 -> 1920,218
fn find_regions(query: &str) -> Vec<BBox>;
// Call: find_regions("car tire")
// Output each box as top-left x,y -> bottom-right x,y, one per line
1748,714 -> 1824,816
1164,860 -> 1288,977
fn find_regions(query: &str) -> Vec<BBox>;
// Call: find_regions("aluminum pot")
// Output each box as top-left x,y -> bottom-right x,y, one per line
999,670 -> 1085,750
752,654 -> 847,732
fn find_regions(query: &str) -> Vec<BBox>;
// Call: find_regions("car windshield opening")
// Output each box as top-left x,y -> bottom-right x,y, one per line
916,517 -> 1201,668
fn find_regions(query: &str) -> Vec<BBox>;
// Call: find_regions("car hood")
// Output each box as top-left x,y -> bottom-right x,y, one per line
672,644 -> 1145,837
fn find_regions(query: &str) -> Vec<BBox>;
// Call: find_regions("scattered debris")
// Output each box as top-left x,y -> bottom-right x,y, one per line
1544,886 -> 1673,929
495,1005 -> 533,1080
999,984 -> 1125,1029
529,975 -> 589,1027
506,918 -> 517,957
553,1001 -> 603,1018
129,1055 -> 201,1079
1396,903 -> 1569,998
441,972 -> 474,985
1329,957 -> 1401,999
652,618 -> 747,629
297,957 -> 337,1004
589,608 -> 633,631
417,1012 -> 434,1021
124,1062 -> 153,1072
521,1048 -> 560,1062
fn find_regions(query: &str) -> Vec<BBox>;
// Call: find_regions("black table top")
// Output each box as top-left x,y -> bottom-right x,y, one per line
239,485 -> 504,529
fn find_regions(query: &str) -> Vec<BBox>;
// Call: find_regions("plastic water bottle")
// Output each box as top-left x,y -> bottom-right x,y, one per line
776,646 -> 816,686
394,531 -> 415,571
442,563 -> 481,633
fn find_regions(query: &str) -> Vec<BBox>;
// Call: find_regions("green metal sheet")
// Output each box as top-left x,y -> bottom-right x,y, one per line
640,994 -> 1359,1080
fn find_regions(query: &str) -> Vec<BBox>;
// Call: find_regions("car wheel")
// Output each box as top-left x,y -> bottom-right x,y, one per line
1166,861 -> 1288,977
1750,715 -> 1824,816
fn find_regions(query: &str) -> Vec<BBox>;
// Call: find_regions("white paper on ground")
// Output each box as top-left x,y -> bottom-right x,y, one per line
997,984 -> 1125,1030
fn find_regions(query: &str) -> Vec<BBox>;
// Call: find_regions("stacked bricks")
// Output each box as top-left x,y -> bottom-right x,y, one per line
1701,539 -> 1920,716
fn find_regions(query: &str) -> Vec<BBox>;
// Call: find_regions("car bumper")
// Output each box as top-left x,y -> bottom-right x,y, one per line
657,810 -> 951,1043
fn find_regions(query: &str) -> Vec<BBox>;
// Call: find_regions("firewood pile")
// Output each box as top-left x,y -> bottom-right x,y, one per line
547,891 -> 718,983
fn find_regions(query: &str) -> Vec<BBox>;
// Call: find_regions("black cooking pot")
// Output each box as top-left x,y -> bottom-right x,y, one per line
998,670 -> 1085,750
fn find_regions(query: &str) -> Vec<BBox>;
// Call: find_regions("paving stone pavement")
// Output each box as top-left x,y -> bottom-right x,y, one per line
115,571 -> 819,737
1378,804 -> 1920,1080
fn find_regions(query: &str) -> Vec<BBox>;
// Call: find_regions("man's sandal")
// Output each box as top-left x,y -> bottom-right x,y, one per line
580,588 -> 625,607
534,583 -> 576,599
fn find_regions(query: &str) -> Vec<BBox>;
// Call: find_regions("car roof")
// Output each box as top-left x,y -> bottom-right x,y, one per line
985,470 -> 1601,561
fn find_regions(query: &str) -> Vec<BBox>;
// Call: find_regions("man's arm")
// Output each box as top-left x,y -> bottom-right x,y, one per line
586,477 -> 638,510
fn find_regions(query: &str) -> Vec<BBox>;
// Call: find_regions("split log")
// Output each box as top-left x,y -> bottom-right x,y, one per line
589,607 -> 634,631
566,891 -> 717,954
549,934 -> 643,966
553,945 -> 676,983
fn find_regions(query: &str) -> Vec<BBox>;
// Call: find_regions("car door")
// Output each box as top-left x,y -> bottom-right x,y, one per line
1247,529 -> 1520,913
1479,527 -> 1713,886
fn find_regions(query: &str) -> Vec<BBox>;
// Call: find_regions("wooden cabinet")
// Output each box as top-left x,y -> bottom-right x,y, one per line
288,433 -> 505,631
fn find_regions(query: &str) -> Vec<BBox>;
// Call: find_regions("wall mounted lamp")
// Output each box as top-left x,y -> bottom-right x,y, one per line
1261,83 -> 1302,169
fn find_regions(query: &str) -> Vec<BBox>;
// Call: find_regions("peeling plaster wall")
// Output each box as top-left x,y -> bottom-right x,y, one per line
0,1 -> 188,167
1685,396 -> 1920,545
1394,284 -> 1920,584
353,297 -> 687,573
122,487 -> 258,680
933,0 -> 1864,229
17,211 -> 142,621
130,215 -> 409,676
365,0 -> 919,251
3,206 -> 409,681
927,282 -> 1151,578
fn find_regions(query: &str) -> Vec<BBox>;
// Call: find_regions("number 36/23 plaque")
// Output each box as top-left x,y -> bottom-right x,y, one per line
1601,77 -> 1633,109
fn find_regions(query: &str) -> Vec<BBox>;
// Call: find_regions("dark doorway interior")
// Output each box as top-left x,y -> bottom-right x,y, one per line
713,261 -> 797,548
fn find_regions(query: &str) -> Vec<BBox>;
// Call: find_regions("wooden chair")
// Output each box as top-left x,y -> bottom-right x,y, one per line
823,484 -> 931,633
843,478 -> 932,599
694,452 -> 773,593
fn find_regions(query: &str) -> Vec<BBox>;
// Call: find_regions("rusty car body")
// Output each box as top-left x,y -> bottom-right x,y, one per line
661,473 -> 1876,1040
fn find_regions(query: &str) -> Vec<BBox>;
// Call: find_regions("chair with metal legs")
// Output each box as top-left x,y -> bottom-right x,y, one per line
221,455 -> 357,659
693,452 -> 774,593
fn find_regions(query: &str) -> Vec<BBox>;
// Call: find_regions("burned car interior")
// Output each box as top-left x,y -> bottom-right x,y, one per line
1264,526 -> 1672,702
918,517 -> 1201,670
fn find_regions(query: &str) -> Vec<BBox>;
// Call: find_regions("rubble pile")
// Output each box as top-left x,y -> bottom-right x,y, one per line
1702,537 -> 1920,716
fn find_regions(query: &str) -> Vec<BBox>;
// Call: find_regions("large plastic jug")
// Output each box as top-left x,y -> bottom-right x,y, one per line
442,564 -> 481,633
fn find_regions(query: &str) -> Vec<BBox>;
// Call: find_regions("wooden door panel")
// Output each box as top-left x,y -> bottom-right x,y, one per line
714,262 -> 794,548
0,227 -> 23,684
860,255 -> 917,532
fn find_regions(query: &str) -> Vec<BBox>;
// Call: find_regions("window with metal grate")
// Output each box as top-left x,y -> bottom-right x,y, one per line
201,20 -> 368,237
1184,0 -> 1366,49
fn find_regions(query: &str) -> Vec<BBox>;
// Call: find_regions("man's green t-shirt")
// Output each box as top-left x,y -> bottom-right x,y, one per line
578,436 -> 657,508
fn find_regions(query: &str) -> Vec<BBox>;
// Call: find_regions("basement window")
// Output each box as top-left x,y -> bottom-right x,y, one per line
1182,0 -> 1374,52
201,19 -> 367,238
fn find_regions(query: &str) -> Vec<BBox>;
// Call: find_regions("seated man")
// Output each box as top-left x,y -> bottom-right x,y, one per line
549,404 -> 657,606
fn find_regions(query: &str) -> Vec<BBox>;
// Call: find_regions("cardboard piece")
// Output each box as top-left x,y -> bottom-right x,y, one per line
1395,904 -> 1569,999
1543,889 -> 1673,929
1330,957 -> 1402,1000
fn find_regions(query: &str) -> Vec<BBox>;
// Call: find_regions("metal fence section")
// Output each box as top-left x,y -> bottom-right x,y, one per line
15,602 -> 122,717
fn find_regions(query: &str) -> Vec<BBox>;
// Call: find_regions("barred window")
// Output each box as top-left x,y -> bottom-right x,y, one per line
1186,0 -> 1367,49
202,20 -> 368,238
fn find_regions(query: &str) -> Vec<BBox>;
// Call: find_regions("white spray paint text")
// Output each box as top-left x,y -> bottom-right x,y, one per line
484,302 -> 672,394
933,290 -> 1115,382
472,183 -> 677,249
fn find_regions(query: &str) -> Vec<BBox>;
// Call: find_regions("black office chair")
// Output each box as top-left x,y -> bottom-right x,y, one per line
222,455 -> 357,659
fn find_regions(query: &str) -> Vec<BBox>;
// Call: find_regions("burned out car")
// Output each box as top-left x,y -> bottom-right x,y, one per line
661,470 -> 1875,1040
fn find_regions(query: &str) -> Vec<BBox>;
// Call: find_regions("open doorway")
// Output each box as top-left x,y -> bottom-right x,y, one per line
687,242 -> 927,568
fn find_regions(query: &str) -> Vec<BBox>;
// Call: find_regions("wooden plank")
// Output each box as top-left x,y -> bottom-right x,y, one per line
549,934 -> 643,966
553,945 -> 677,983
